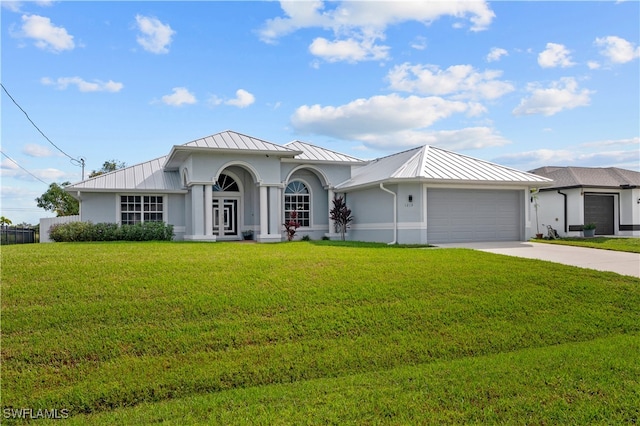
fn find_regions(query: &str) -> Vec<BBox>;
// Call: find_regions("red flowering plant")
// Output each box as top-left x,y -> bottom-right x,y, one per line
283,209 -> 301,241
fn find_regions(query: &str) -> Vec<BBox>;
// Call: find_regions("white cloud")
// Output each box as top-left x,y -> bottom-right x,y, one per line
1,159 -> 20,171
161,87 -> 196,106
225,89 -> 255,108
387,63 -> 514,100
15,14 -> 74,52
259,1 -> 494,63
2,1 -> 53,13
291,93 -> 480,146
135,15 -> 175,54
538,42 -> 575,68
22,144 -> 53,157
208,89 -> 256,108
580,137 -> 640,149
587,61 -> 601,70
34,168 -> 67,181
494,148 -> 640,171
41,76 -> 123,93
486,47 -> 508,62
356,127 -> 511,151
594,36 -> 640,64
512,77 -> 593,116
411,36 -> 427,51
309,36 -> 389,63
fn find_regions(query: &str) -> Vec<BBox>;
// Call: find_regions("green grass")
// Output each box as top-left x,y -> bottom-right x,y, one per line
533,237 -> 640,253
1,242 -> 639,424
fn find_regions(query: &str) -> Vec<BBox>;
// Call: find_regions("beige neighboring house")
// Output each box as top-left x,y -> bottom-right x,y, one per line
530,166 -> 640,237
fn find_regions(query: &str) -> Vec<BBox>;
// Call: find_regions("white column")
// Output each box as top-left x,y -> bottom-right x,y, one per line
204,184 -> 213,236
327,188 -> 335,235
260,185 -> 268,237
191,184 -> 204,236
268,186 -> 281,237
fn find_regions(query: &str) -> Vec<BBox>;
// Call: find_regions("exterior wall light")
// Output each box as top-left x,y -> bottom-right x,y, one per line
408,195 -> 413,202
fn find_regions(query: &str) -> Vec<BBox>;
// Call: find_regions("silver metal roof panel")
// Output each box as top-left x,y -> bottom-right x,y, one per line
285,140 -> 364,163
66,156 -> 183,193
336,145 -> 552,190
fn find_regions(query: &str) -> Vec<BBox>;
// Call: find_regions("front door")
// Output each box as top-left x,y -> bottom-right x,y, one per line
213,198 -> 239,238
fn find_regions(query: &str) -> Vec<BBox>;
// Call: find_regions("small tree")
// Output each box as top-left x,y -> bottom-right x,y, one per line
89,159 -> 126,178
329,195 -> 353,241
0,216 -> 12,228
283,209 -> 300,241
36,182 -> 79,216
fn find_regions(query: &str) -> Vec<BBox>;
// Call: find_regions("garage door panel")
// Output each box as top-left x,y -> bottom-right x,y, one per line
427,189 -> 521,243
584,195 -> 614,235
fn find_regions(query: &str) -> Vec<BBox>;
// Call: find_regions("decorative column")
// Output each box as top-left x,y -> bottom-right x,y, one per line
327,188 -> 335,236
204,184 -> 213,236
191,184 -> 204,236
259,185 -> 268,238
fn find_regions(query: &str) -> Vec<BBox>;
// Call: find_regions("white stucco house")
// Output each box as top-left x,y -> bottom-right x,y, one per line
64,130 -> 552,244
530,166 -> 640,237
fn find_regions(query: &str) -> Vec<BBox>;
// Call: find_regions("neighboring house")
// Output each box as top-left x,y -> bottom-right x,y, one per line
530,166 -> 640,237
65,130 -> 551,244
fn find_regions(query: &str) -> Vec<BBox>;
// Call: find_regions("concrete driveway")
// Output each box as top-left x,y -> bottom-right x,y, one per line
433,241 -> 640,278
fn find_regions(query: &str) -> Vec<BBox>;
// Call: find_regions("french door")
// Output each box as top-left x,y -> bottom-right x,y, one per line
213,197 -> 239,238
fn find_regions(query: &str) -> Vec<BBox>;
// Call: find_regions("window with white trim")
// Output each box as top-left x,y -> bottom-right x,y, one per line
120,195 -> 164,225
284,180 -> 310,227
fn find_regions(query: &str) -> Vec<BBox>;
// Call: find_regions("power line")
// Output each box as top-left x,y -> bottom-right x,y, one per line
1,82 -> 85,177
0,150 -> 50,185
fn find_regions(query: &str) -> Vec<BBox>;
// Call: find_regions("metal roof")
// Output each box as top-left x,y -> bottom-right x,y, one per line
336,145 -> 552,190
531,166 -> 640,190
164,130 -> 301,170
284,140 -> 364,163
66,156 -> 183,193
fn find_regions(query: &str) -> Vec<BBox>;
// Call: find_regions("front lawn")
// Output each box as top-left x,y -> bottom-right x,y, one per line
534,236 -> 640,253
1,242 -> 638,424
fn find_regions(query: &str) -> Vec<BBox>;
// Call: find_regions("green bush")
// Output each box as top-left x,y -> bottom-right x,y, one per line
49,221 -> 173,242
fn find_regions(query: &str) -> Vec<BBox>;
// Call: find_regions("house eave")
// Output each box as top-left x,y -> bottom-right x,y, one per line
65,188 -> 188,195
281,157 -> 365,166
538,184 -> 630,192
337,177 -> 553,192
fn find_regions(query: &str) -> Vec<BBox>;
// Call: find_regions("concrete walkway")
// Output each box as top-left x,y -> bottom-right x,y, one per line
433,241 -> 640,279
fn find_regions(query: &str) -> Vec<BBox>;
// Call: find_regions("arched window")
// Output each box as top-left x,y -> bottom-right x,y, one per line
213,173 -> 239,192
284,180 -> 310,227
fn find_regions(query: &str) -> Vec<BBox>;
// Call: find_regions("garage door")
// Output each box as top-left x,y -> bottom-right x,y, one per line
584,194 -> 614,235
427,189 -> 521,243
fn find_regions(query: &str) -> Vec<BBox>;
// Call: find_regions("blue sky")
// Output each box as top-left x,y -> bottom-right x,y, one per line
1,0 -> 639,225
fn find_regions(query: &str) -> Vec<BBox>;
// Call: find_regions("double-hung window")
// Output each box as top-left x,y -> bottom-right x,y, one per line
120,195 -> 164,225
284,181 -> 310,227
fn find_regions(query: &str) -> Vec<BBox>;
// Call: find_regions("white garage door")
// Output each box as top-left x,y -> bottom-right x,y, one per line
427,189 -> 521,243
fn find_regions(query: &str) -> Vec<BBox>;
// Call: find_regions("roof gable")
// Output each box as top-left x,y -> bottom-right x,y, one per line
164,130 -> 301,170
336,145 -> 552,190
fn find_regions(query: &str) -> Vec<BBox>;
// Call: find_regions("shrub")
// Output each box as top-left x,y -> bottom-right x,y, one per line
301,235 -> 311,241
48,221 -> 173,242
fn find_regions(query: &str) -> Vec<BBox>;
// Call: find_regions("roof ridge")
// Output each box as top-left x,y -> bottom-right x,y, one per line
182,129 -> 298,151
607,167 -> 633,184
285,140 -> 364,162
